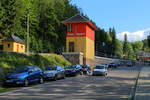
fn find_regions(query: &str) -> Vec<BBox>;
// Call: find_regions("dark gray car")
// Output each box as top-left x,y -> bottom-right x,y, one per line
43,66 -> 65,80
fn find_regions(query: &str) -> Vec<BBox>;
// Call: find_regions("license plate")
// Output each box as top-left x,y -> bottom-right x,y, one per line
6,80 -> 13,82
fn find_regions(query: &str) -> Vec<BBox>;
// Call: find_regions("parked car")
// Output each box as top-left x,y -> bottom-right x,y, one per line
4,66 -> 44,86
92,65 -> 108,76
108,63 -> 117,68
43,66 -> 65,80
101,63 -> 109,69
127,61 -> 133,67
81,64 -> 91,75
65,65 -> 83,76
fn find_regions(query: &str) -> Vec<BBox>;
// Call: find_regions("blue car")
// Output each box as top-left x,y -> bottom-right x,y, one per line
43,66 -> 65,80
4,66 -> 44,86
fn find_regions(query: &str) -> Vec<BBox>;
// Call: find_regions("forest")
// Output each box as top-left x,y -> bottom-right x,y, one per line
0,0 -> 149,60
95,27 -> 149,60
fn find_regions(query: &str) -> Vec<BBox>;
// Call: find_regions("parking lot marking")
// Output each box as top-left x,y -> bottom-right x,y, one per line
81,84 -> 91,89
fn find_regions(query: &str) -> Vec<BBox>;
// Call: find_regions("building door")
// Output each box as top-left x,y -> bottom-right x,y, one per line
69,42 -> 75,52
17,44 -> 19,52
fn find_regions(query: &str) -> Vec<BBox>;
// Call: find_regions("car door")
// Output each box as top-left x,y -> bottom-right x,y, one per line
57,66 -> 62,78
76,65 -> 80,74
27,68 -> 36,82
33,67 -> 41,81
59,67 -> 65,78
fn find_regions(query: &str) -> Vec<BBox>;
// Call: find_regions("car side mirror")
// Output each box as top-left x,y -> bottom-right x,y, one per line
28,71 -> 33,74
57,69 -> 61,72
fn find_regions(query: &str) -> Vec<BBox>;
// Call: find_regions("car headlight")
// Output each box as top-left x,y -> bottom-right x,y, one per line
16,76 -> 26,79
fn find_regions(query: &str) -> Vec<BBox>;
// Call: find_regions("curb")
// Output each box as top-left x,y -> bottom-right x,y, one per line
128,67 -> 141,100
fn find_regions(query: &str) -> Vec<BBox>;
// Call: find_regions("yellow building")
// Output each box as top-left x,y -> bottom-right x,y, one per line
2,35 -> 25,53
63,14 -> 97,64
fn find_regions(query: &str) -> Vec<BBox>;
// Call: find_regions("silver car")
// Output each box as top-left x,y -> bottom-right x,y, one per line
92,65 -> 108,76
43,66 -> 65,80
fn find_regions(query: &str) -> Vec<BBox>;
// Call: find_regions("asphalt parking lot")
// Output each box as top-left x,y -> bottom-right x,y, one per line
0,66 -> 141,100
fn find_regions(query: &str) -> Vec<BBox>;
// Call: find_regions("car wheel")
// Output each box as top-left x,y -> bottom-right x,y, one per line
92,73 -> 95,76
24,79 -> 29,87
87,71 -> 91,75
62,74 -> 66,79
39,77 -> 44,84
54,75 -> 57,81
80,71 -> 83,75
105,73 -> 107,76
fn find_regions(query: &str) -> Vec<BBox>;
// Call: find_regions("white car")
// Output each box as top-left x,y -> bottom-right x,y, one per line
92,65 -> 108,76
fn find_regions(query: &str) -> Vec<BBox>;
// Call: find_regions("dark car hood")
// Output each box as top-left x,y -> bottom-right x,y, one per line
7,72 -> 28,78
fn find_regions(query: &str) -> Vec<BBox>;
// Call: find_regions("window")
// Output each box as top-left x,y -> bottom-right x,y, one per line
8,44 -> 10,48
69,42 -> 75,52
21,45 -> 23,49
0,45 -> 3,51
67,24 -> 72,32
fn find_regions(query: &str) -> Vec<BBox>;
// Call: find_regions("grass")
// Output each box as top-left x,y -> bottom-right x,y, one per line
0,87 -> 17,93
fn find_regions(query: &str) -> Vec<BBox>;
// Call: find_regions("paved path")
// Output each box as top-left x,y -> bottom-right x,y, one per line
135,67 -> 150,100
0,66 -> 140,100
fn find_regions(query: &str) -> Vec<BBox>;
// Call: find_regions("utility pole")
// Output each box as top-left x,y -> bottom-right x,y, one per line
27,9 -> 30,54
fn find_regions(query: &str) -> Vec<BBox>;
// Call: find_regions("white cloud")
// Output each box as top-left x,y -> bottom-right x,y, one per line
117,28 -> 150,42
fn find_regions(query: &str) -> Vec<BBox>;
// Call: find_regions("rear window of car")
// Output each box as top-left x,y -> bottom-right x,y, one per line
82,65 -> 89,68
95,66 -> 105,69
66,65 -> 75,69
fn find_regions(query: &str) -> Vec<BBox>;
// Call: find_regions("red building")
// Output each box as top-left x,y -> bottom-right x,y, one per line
62,14 -> 97,64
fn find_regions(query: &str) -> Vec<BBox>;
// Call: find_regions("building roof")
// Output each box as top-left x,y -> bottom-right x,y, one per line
62,14 -> 89,23
62,14 -> 97,30
3,35 -> 25,44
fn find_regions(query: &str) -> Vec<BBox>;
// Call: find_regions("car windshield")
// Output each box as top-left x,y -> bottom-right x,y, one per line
65,65 -> 75,69
45,66 -> 57,71
14,67 -> 29,73
82,65 -> 88,68
95,66 -> 105,69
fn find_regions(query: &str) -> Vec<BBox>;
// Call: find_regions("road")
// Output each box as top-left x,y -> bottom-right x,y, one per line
0,66 -> 140,100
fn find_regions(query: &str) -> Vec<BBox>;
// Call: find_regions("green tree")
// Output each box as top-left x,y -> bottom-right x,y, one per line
0,0 -> 18,36
115,40 -> 123,57
132,41 -> 143,59
142,39 -> 150,52
95,28 -> 110,56
127,43 -> 135,59
123,34 -> 128,57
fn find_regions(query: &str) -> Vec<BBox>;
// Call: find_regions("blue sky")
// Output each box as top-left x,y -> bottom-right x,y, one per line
71,0 -> 150,41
